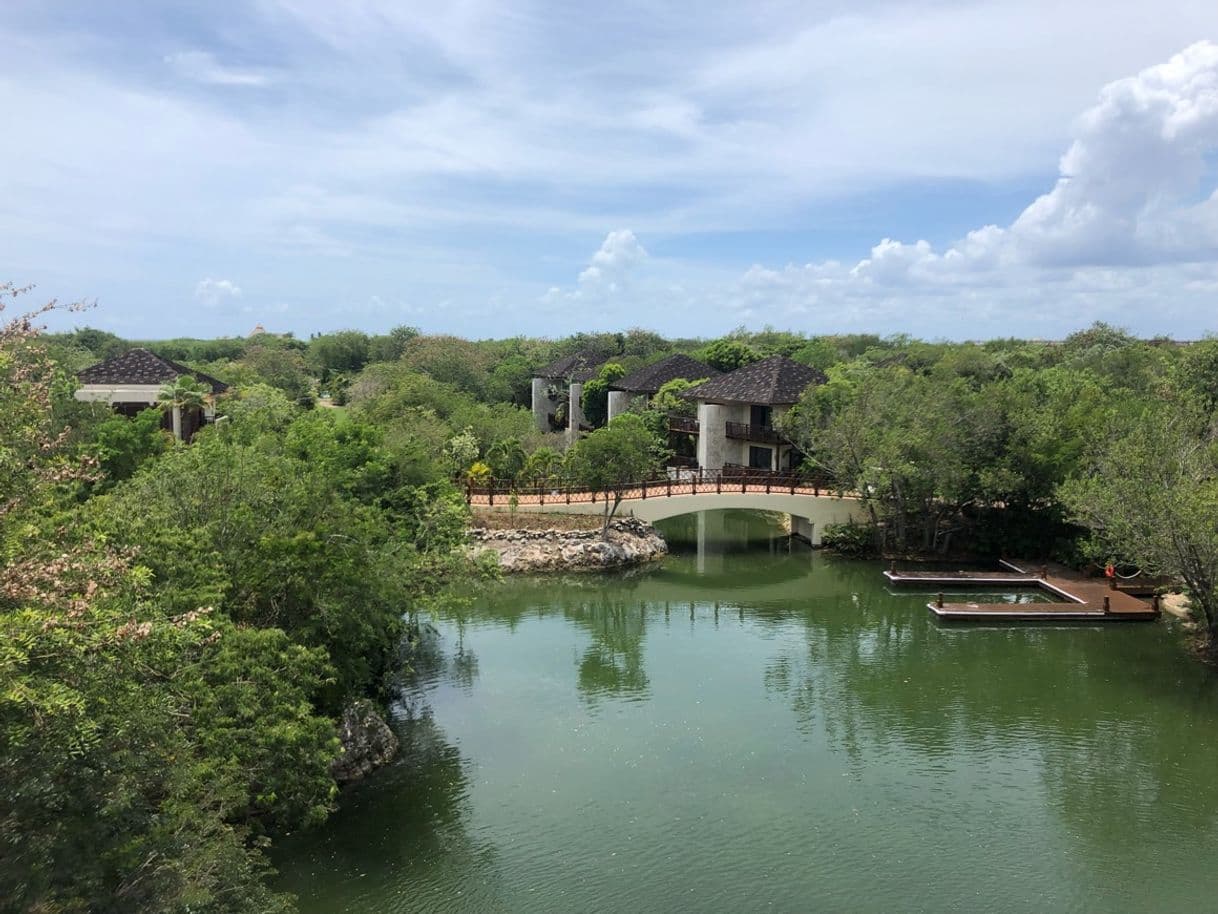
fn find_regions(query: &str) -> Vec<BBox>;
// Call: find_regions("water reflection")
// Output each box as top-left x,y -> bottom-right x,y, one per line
275,642 -> 499,913
281,510 -> 1218,914
569,601 -> 650,704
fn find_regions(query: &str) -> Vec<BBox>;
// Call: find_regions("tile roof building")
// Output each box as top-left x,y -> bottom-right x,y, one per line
680,356 -> 826,473
75,348 -> 228,441
680,356 -> 825,406
612,354 -> 719,395
606,353 -> 719,424
531,350 -> 611,445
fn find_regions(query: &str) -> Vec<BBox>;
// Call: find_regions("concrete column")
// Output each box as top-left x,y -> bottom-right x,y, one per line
171,405 -> 182,441
566,381 -> 584,447
696,402 -> 727,471
790,514 -> 816,544
531,377 -> 553,432
607,389 -> 632,422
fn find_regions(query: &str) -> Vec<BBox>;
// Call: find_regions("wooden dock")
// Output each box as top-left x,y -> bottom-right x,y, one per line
884,559 -> 1159,622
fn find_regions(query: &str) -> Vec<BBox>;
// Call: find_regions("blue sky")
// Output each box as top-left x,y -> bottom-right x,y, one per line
3,1 -> 1218,340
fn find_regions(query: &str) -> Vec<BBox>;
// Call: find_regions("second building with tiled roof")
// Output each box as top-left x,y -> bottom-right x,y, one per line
680,355 -> 826,473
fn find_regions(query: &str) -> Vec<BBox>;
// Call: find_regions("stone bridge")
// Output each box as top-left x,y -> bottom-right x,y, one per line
468,477 -> 865,545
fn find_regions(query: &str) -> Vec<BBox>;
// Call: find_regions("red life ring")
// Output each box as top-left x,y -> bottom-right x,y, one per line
1104,563 -> 1116,579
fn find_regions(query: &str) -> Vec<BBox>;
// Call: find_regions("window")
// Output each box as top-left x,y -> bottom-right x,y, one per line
749,446 -> 772,469
750,404 -> 772,428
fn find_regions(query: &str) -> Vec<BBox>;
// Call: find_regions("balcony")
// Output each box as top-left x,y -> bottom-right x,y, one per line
668,415 -> 699,434
725,421 -> 785,444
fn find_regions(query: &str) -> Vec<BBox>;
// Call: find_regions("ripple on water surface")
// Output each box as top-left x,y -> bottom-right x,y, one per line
275,512 -> 1218,914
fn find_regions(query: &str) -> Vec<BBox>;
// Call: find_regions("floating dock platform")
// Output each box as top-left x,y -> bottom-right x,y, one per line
884,559 -> 1159,622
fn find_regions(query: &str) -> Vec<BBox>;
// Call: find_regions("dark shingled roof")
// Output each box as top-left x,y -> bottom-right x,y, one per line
78,348 -> 229,395
535,350 -> 606,382
681,355 -> 825,406
611,353 -> 720,395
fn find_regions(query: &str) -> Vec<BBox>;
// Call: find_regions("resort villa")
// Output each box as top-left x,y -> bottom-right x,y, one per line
530,350 -> 605,445
74,348 -> 228,442
680,356 -> 826,474
605,353 -> 719,422
530,349 -> 826,476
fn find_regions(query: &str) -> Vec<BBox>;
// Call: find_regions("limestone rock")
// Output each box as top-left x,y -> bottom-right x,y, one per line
331,699 -> 399,785
468,519 -> 667,574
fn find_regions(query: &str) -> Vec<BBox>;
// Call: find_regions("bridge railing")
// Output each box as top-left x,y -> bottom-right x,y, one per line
466,467 -> 838,506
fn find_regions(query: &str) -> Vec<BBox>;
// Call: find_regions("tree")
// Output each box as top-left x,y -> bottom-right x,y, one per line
0,283 -> 96,518
1059,404 -> 1218,651
564,414 -> 662,539
651,377 -> 706,417
781,364 -> 1005,554
1172,337 -> 1218,413
87,407 -> 168,488
1,286 -> 330,913
399,335 -> 491,397
307,330 -> 371,376
367,325 -> 419,363
580,362 -> 626,427
486,436 -> 527,482
699,338 -> 761,373
157,375 -> 208,440
790,338 -> 840,372
521,446 -> 563,486
443,427 -> 480,475
242,344 -> 313,404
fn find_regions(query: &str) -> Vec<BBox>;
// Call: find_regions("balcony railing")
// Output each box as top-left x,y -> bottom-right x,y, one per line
668,414 -> 699,434
725,421 -> 785,444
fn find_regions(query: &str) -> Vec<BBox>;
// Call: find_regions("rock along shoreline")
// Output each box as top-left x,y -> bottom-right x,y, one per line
469,517 -> 668,573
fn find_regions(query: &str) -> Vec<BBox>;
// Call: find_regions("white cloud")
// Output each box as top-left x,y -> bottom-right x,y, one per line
165,51 -> 271,87
577,229 -> 649,289
542,230 -> 651,306
727,41 -> 1218,331
194,278 -> 242,306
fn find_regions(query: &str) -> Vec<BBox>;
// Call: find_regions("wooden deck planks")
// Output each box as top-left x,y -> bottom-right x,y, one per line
883,559 -> 1158,622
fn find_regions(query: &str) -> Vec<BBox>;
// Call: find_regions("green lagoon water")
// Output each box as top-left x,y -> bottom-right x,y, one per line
277,511 -> 1218,913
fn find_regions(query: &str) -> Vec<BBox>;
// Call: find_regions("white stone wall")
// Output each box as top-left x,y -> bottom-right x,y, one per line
74,383 -> 163,405
606,390 -> 637,422
696,402 -> 727,470
531,377 -> 558,432
566,381 -> 584,447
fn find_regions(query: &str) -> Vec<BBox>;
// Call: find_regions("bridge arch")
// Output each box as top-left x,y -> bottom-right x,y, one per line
480,490 -> 866,545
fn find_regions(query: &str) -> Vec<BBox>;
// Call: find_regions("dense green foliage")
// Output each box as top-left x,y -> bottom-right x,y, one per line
580,362 -> 627,427
2,292 -> 480,913
1060,404 -> 1218,647
780,327 -> 1180,560
565,414 -> 668,537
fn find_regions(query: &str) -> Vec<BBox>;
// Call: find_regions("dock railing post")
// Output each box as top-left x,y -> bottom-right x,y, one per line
936,592 -> 944,608
1103,595 -> 1111,614
1152,594 -> 1161,614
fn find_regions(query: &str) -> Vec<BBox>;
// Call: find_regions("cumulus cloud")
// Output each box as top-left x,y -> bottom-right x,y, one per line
194,278 -> 242,306
577,229 -> 648,289
543,230 -> 650,305
735,41 -> 1218,327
